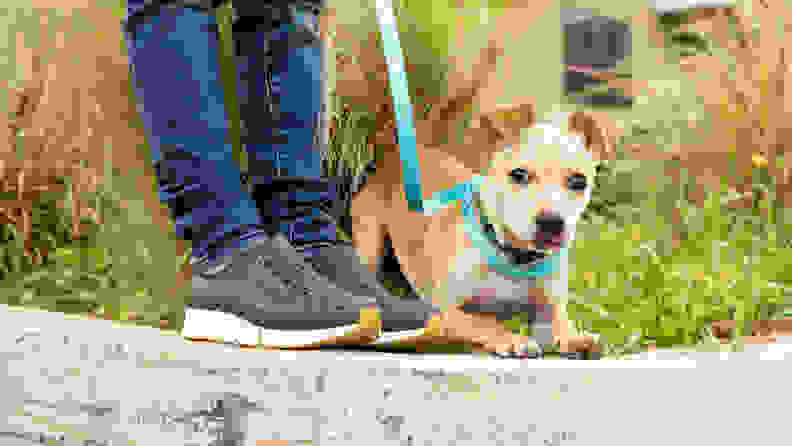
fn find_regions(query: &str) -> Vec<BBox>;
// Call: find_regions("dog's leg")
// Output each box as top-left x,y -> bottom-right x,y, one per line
349,185 -> 387,276
397,243 -> 546,357
383,295 -> 544,358
539,258 -> 600,355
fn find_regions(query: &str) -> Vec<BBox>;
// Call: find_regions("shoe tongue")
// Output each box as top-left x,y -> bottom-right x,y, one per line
197,225 -> 273,264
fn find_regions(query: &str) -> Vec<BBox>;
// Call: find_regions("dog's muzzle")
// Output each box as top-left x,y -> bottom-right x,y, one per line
534,213 -> 566,250
483,212 -> 567,266
483,223 -> 545,266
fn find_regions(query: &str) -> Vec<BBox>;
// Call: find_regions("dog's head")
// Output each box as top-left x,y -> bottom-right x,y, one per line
474,110 -> 607,262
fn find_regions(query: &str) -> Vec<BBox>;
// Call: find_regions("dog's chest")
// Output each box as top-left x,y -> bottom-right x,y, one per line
445,245 -> 547,304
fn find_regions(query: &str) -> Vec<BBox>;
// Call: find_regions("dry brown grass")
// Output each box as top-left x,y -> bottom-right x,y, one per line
2,4 -> 186,280
3,41 -> 98,265
601,5 -> 792,211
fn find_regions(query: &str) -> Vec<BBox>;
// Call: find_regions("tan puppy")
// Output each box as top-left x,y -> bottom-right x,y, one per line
349,65 -> 609,356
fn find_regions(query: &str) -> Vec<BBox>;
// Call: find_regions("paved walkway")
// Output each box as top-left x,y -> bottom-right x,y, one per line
1,304 -> 790,445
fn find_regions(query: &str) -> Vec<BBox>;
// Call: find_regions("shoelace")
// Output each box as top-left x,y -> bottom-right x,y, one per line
248,176 -> 342,233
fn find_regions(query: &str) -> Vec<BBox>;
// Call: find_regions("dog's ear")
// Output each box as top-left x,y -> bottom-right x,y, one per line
568,111 -> 611,160
478,102 -> 536,142
419,40 -> 503,148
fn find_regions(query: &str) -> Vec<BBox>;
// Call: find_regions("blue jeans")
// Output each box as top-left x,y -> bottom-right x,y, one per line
124,0 -> 334,262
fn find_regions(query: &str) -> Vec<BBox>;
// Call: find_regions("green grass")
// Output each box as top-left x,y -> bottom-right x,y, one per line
567,160 -> 792,358
1,3 -> 791,359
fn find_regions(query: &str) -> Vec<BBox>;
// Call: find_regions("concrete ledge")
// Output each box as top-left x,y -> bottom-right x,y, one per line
0,304 -> 789,445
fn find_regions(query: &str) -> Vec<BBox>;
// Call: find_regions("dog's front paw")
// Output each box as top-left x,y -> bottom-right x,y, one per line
491,340 -> 544,359
556,335 -> 602,360
558,351 -> 601,360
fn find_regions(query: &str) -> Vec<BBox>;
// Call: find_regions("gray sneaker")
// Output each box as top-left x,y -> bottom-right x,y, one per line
294,238 -> 439,332
183,228 -> 442,349
184,231 -> 384,349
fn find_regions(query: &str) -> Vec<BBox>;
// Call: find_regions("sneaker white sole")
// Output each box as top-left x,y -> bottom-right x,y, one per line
182,306 -> 382,349
651,0 -> 734,13
371,328 -> 429,345
370,314 -> 448,346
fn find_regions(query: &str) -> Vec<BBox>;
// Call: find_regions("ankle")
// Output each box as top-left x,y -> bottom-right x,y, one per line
125,0 -> 225,27
248,175 -> 342,248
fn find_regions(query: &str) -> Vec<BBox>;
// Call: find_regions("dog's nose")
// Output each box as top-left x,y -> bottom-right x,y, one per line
500,245 -> 544,265
535,213 -> 565,235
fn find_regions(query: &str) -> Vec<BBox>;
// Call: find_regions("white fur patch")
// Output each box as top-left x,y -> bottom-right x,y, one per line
448,245 -> 541,304
521,123 -> 586,154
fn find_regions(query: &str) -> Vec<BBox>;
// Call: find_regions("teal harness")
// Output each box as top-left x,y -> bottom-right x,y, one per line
374,1 -> 563,278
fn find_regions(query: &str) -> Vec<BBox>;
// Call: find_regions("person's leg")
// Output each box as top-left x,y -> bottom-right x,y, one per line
230,1 -> 385,297
232,0 -> 336,255
122,0 -> 437,348
124,0 -> 266,263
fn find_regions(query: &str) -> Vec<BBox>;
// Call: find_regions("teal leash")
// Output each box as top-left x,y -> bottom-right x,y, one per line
373,0 -> 423,213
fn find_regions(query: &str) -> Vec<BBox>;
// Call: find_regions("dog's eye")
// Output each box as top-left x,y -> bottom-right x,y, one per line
509,168 -> 535,185
567,173 -> 587,191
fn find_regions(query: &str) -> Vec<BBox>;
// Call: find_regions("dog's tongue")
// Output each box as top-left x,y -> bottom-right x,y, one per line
537,232 -> 565,248
567,65 -> 597,74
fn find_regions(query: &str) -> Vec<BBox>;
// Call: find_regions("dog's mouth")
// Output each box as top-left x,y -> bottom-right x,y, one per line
473,195 -> 567,266
482,223 -> 565,266
533,231 -> 566,251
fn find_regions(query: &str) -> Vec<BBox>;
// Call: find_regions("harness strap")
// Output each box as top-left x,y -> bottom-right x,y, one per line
423,176 -> 563,278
